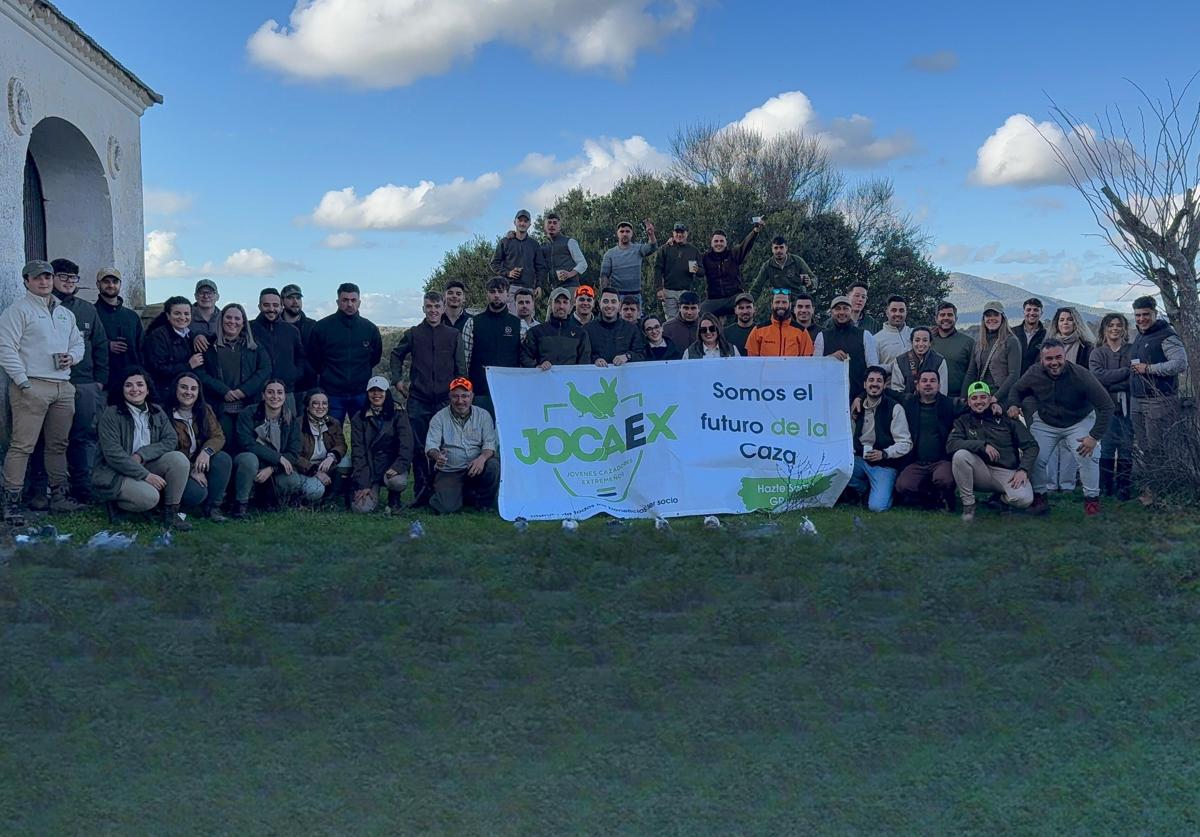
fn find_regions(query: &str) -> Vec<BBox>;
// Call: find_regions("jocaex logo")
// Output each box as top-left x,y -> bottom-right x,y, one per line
513,376 -> 677,501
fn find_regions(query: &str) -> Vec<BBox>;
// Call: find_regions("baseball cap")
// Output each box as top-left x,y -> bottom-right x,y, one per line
982,300 -> 1005,316
679,291 -> 701,305
672,222 -> 688,232
96,267 -> 121,281
366,376 -> 390,392
449,377 -> 473,392
575,285 -> 595,298
549,286 -> 572,301
22,260 -> 53,279
515,209 -> 531,220
733,292 -> 755,306
967,381 -> 992,397
195,278 -> 218,294
830,295 -> 852,309
280,283 -> 303,298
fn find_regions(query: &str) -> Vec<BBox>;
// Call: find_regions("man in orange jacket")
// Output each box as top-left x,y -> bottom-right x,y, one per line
746,291 -> 814,357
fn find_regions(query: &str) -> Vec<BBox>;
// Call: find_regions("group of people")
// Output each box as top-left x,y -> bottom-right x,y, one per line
1,219 -> 1188,528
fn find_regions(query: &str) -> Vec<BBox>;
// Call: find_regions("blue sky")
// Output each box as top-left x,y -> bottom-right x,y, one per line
61,0 -> 1200,324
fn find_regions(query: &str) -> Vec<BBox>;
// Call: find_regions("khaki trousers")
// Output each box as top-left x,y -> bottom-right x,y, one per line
114,450 -> 190,512
4,379 -> 75,491
951,449 -> 1034,508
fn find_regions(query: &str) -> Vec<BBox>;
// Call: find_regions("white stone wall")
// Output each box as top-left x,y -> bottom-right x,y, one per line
1,4 -> 148,311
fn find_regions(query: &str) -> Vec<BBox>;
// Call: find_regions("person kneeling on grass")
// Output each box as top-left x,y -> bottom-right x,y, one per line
845,366 -> 912,512
947,381 -> 1038,521
92,367 -> 192,530
234,379 -> 323,516
424,378 -> 499,515
350,376 -> 414,514
296,389 -> 346,505
165,371 -> 232,522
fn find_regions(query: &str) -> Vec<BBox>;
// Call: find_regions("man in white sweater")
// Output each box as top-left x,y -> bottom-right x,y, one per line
874,295 -> 914,369
0,260 -> 84,525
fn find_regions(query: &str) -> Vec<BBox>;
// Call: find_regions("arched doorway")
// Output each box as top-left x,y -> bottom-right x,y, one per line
23,117 -> 114,300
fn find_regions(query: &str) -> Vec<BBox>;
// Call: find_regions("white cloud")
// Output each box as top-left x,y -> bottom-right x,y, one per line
730,91 -> 917,168
994,248 -> 1065,265
308,291 -> 425,327
517,152 -> 569,177
524,136 -> 670,209
144,230 -> 301,279
311,172 -> 501,231
319,232 -> 366,249
933,242 -> 998,263
970,114 -> 1094,187
907,50 -> 959,73
144,189 -> 194,215
247,0 -> 697,88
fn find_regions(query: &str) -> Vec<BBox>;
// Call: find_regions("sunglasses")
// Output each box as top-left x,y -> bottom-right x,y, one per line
771,288 -> 791,295
698,326 -> 718,335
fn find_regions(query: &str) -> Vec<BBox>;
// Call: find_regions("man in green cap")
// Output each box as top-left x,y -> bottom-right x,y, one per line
0,261 -> 85,525
946,380 -> 1038,521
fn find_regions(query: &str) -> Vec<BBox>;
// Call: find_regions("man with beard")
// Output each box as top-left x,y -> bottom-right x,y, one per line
461,276 -> 522,415
587,288 -> 646,367
874,295 -> 913,368
540,212 -> 588,295
663,290 -> 701,350
746,291 -> 814,356
1013,338 -> 1113,516
600,221 -> 657,309
931,301 -> 975,397
514,287 -> 539,338
948,381 -> 1038,520
751,235 -> 817,298
845,366 -> 912,513
723,293 -> 758,356
895,370 -> 960,509
250,287 -> 306,415
94,268 -> 144,392
521,287 -> 592,369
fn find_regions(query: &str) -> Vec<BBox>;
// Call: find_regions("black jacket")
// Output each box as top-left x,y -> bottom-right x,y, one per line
643,339 -> 683,361
350,400 -> 414,489
56,293 -> 108,386
145,326 -> 196,395
95,295 -> 144,390
307,311 -> 383,397
1016,323 -> 1046,374
702,228 -> 759,300
390,321 -> 466,405
521,315 -> 591,367
587,317 -> 646,363
250,315 -> 306,392
467,308 -> 522,395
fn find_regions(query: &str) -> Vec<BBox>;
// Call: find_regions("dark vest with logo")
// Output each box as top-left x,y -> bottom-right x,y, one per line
1131,319 -> 1179,398
469,308 -> 521,395
821,322 -> 869,398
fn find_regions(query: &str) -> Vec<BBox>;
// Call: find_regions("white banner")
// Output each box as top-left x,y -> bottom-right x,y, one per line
487,357 -> 853,521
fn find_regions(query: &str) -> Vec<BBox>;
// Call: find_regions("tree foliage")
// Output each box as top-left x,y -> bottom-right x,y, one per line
427,127 -> 949,325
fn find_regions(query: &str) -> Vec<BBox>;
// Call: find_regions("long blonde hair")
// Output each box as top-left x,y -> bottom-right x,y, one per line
214,302 -> 258,350
973,309 -> 1013,366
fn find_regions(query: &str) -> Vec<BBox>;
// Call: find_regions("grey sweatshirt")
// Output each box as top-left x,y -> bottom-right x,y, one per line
600,242 -> 658,293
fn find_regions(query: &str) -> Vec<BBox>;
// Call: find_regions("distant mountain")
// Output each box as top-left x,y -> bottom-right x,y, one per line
947,273 -> 1114,325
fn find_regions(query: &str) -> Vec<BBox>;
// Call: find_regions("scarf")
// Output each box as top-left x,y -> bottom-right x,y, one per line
1058,330 -> 1082,363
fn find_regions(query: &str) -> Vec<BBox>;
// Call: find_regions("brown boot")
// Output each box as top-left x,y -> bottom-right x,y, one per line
162,504 -> 193,532
3,489 -> 26,528
48,484 -> 84,513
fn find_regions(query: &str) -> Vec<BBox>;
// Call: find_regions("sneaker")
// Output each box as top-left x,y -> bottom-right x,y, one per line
961,503 -> 976,523
1028,493 -> 1050,516
1084,497 -> 1100,517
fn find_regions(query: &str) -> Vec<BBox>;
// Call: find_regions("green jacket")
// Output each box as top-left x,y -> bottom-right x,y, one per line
91,403 -> 180,500
751,254 -> 817,298
946,410 -> 1038,473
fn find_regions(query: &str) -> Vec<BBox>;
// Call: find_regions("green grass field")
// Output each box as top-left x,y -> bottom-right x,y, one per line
2,498 -> 1199,834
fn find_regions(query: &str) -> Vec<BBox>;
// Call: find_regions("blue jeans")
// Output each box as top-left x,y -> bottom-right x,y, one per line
327,393 -> 367,425
848,456 -> 898,512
